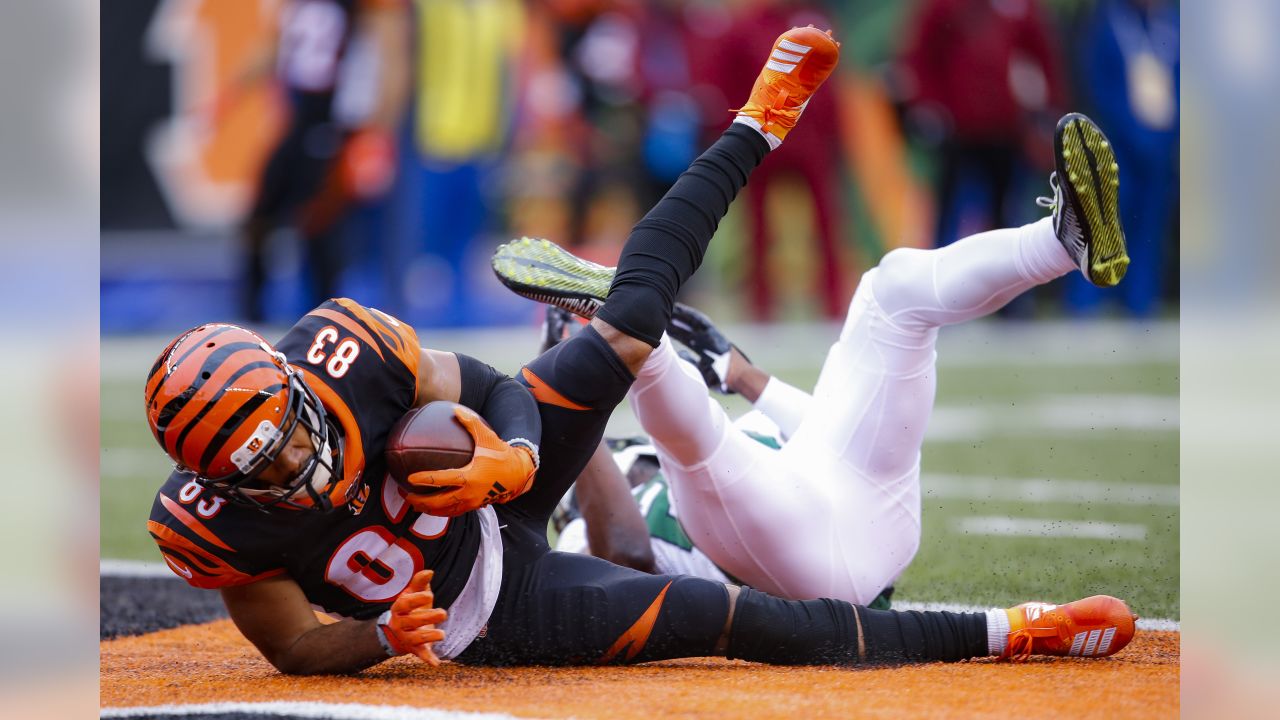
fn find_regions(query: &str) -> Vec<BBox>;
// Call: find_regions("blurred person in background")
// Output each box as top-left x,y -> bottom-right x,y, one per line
1063,0 -> 1178,317
710,0 -> 849,321
239,0 -> 410,322
898,0 -> 1066,257
387,0 -> 525,326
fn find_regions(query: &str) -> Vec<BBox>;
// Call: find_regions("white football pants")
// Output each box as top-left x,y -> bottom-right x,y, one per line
628,218 -> 1076,604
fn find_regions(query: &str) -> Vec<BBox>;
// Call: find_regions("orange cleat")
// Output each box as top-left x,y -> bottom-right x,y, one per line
731,25 -> 840,148
1000,595 -> 1138,661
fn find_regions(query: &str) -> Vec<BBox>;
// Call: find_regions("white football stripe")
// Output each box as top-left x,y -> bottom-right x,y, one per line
765,59 -> 797,74
778,38 -> 812,54
1083,628 -> 1101,656
1098,626 -> 1117,655
1069,632 -> 1087,656
771,49 -> 804,63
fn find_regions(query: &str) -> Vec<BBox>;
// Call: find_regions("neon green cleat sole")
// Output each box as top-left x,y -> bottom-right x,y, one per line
491,237 -> 616,318
1054,113 -> 1129,288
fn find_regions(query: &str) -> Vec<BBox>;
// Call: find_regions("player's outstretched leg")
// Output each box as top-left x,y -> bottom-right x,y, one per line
497,27 -> 839,523
492,25 -> 841,344
465,538 -> 1139,666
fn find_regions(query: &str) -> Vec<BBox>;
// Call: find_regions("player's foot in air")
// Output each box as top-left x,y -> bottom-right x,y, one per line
668,303 -> 748,395
491,237 -> 615,319
732,25 -> 841,149
1037,113 -> 1129,287
998,595 -> 1138,661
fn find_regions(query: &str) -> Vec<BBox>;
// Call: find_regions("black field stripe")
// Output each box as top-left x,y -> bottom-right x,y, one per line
171,360 -> 277,459
198,383 -> 286,472
1074,122 -> 1108,224
147,326 -> 236,407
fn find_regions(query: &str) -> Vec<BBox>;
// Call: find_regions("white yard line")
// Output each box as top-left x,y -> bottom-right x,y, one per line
101,702 -> 525,720
101,558 -> 174,578
927,395 -> 1178,440
923,474 -> 1179,506
893,601 -> 1179,632
953,516 -> 1149,541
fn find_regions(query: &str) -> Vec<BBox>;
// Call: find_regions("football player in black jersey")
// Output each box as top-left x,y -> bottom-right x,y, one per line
238,0 -> 410,321
144,28 -> 1137,674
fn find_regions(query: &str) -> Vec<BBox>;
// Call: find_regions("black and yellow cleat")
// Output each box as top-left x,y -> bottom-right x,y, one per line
1037,113 -> 1129,288
491,237 -> 615,319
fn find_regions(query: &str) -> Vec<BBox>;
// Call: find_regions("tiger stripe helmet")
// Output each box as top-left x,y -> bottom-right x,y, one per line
144,324 -> 346,512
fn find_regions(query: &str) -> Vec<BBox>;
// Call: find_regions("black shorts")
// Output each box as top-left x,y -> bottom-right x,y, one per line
454,324 -> 733,666
455,515 -> 730,666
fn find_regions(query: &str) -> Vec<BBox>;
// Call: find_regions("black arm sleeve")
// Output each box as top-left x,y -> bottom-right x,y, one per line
455,353 -> 542,452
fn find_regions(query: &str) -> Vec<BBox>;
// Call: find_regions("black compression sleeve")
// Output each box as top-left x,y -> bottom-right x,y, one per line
726,587 -> 989,666
455,354 -> 542,451
596,124 -> 769,346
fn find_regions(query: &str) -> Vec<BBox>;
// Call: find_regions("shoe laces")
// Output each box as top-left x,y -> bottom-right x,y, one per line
1005,629 -> 1037,662
1036,172 -> 1061,211
731,87 -> 801,134
1004,608 -> 1070,662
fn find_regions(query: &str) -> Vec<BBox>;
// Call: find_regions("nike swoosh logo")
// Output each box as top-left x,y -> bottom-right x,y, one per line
598,581 -> 672,664
164,555 -> 194,579
520,368 -> 590,411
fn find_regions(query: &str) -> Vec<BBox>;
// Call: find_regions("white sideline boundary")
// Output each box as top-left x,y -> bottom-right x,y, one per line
894,601 -> 1180,633
100,702 -> 524,719
101,559 -> 1180,632
101,558 -> 178,579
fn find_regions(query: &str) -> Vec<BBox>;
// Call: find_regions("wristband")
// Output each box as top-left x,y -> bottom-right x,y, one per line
506,438 -> 540,469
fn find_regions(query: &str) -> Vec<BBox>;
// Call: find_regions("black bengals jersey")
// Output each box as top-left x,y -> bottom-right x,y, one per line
148,298 -> 480,619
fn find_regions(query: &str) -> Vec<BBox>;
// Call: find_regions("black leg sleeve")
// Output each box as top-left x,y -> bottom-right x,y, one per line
726,587 -> 989,666
456,541 -> 727,667
596,124 -> 769,346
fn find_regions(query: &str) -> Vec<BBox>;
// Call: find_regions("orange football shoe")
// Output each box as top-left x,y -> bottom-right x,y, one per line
1000,595 -> 1138,661
732,25 -> 840,148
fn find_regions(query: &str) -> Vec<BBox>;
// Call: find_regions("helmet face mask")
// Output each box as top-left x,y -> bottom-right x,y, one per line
196,369 -> 347,513
146,325 -> 354,514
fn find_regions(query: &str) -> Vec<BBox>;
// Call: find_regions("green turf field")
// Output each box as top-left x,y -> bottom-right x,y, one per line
102,320 -> 1178,619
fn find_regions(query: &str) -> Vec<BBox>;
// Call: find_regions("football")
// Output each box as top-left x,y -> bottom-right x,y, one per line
385,401 -> 476,491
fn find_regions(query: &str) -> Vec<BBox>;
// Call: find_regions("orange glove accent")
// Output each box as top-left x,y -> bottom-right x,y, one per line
340,128 -> 397,200
378,569 -> 448,665
402,406 -> 537,517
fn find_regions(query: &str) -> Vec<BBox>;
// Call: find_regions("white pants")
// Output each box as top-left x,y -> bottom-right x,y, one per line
629,218 -> 1075,604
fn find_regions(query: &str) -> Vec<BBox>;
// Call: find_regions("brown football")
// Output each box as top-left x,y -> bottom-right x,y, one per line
385,401 -> 476,492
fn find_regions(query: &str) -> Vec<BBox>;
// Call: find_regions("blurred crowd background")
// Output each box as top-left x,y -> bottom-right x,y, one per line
102,0 -> 1180,333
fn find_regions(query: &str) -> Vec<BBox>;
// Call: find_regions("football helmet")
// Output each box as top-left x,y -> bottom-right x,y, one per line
144,324 -> 349,512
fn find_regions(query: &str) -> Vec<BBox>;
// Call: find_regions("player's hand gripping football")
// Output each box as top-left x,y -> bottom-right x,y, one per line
403,407 -> 537,517
378,569 -> 447,665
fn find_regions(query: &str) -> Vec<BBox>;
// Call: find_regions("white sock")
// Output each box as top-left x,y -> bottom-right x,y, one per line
752,377 -> 813,442
731,116 -> 782,151
986,608 -> 1011,656
871,218 -> 1076,334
